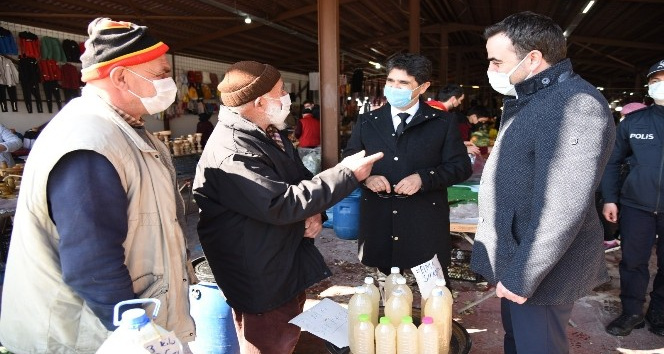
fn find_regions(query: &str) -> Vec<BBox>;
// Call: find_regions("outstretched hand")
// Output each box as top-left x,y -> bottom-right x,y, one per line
339,150 -> 384,182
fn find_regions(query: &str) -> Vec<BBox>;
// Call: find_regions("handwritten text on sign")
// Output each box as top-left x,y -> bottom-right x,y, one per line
144,331 -> 181,354
411,254 -> 444,300
289,298 -> 349,348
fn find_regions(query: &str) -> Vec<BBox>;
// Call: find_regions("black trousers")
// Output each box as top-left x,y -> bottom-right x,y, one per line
502,298 -> 573,354
619,205 -> 664,314
20,81 -> 42,113
0,85 -> 18,112
42,81 -> 62,113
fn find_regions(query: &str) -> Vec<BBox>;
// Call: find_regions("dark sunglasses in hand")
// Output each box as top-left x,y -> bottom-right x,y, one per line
376,192 -> 409,199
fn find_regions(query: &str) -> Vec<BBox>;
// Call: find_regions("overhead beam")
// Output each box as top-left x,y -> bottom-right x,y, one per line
617,0 -> 664,3
409,0 -> 420,54
171,0 -> 357,51
572,42 -> 635,69
569,35 -> 664,51
0,13 -> 236,20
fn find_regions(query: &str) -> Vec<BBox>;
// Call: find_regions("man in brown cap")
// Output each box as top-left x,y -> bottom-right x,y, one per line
0,18 -> 195,352
193,60 -> 382,353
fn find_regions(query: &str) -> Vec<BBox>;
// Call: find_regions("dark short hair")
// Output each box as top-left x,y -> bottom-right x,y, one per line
438,84 -> 464,102
484,11 -> 566,65
466,105 -> 490,119
385,53 -> 432,85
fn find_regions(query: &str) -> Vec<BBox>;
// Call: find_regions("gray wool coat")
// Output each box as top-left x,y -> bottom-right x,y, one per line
470,59 -> 616,305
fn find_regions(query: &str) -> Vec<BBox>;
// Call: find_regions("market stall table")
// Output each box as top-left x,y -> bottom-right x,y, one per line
448,183 -> 479,245
450,221 -> 477,245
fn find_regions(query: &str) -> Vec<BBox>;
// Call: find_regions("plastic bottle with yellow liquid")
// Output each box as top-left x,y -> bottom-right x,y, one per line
424,287 -> 453,354
396,315 -> 418,354
420,278 -> 454,311
354,313 -> 375,354
418,316 -> 440,354
394,276 -> 413,306
363,276 -> 381,326
421,277 -> 452,310
375,316 -> 396,354
348,286 -> 372,353
384,288 -> 411,328
384,267 -> 402,302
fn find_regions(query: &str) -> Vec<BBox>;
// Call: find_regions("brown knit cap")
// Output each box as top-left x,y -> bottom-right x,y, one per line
218,61 -> 281,107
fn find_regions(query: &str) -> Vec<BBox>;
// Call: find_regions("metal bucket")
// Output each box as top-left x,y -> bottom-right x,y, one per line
188,257 -> 240,354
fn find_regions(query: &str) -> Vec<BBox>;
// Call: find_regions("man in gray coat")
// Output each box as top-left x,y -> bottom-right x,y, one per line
470,12 -> 615,353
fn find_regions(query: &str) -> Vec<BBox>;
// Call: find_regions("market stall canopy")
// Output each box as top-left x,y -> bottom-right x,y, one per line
2,0 -> 663,92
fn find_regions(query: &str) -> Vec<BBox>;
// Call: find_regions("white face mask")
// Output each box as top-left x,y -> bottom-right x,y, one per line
125,68 -> 177,115
649,81 -> 664,101
263,94 -> 292,129
486,54 -> 530,96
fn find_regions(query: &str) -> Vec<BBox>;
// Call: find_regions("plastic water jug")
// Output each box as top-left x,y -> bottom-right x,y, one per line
375,316 -> 396,354
363,276 -> 380,326
396,315 -> 418,354
354,313 -> 375,354
419,316 -> 439,354
348,286 -> 372,353
394,276 -> 413,306
424,287 -> 453,354
333,188 -> 361,239
384,267 -> 402,303
97,298 -> 183,354
384,288 -> 411,328
421,277 -> 453,314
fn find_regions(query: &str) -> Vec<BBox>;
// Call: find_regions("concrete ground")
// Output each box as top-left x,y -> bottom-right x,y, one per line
288,230 -> 664,354
2,194 -> 663,353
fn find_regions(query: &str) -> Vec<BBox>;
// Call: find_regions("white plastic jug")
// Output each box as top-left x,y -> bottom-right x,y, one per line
396,315 -> 418,354
347,286 -> 373,353
353,313 -> 375,354
363,276 -> 381,326
384,288 -> 411,328
96,298 -> 183,354
375,316 -> 396,354
384,267 -> 402,303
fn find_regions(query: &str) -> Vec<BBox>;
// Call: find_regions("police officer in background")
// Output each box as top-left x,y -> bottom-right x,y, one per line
601,59 -> 664,337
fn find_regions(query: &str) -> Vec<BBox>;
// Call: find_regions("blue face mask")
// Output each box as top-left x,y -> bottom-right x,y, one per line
384,84 -> 423,108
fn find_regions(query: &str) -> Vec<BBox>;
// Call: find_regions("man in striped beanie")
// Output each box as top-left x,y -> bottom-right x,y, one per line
0,18 -> 195,353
